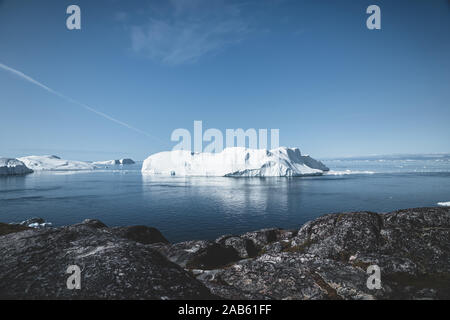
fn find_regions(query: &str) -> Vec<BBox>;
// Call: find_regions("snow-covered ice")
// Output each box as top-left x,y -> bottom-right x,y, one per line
141,147 -> 329,177
325,170 -> 375,175
17,218 -> 52,228
437,202 -> 450,207
93,158 -> 135,165
93,159 -> 121,165
28,222 -> 53,228
0,158 -> 33,175
18,155 -> 96,171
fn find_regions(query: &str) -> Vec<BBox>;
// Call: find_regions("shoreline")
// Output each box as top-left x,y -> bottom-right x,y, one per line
1,206 -> 449,299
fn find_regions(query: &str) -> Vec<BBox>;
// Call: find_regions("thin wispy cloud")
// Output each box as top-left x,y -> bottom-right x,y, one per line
0,63 -> 161,141
128,0 -> 251,65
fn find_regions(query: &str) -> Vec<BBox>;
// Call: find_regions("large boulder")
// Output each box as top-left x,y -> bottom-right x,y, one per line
290,207 -> 450,275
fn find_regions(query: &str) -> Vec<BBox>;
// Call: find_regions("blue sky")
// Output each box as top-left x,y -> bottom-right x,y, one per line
0,0 -> 449,161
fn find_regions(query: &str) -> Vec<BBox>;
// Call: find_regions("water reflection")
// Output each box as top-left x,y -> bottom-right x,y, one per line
141,175 -> 297,216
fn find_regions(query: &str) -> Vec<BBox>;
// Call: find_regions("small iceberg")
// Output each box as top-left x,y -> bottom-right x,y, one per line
142,147 -> 329,177
0,158 -> 33,176
93,158 -> 135,165
18,155 -> 96,171
437,202 -> 450,207
19,217 -> 52,228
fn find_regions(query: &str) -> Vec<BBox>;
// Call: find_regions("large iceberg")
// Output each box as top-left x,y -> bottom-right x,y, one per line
18,155 -> 96,171
141,147 -> 329,177
0,158 -> 33,175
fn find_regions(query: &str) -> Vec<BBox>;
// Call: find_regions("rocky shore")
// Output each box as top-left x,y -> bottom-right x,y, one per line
0,207 -> 449,299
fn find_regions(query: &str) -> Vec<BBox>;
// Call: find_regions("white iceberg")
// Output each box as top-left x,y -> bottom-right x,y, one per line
93,160 -> 121,165
437,202 -> 450,207
18,155 -> 96,171
0,158 -> 33,175
93,158 -> 135,165
141,147 -> 329,177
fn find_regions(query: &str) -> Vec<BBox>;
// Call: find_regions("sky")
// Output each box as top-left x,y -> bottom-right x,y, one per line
0,0 -> 449,161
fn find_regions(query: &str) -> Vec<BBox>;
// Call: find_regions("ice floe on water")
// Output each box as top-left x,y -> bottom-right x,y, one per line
437,202 -> 450,207
14,218 -> 53,228
325,170 -> 375,175
93,158 -> 135,165
18,155 -> 96,171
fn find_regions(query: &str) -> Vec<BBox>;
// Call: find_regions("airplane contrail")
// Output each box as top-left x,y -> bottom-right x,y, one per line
0,62 -> 162,142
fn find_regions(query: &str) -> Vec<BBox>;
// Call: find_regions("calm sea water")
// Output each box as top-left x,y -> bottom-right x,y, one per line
1,160 -> 450,242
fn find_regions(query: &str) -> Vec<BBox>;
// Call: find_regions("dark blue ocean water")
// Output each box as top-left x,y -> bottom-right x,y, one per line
1,160 -> 450,242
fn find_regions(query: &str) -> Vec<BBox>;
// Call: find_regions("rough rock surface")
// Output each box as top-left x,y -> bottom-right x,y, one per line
1,207 -> 449,299
111,225 -> 169,245
0,220 -> 214,299
153,207 -> 450,300
0,223 -> 31,236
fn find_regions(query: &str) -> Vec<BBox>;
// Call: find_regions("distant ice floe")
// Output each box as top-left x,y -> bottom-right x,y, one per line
142,147 -> 329,177
437,202 -> 450,207
325,170 -> 375,175
18,218 -> 52,228
18,155 -> 96,171
93,158 -> 135,165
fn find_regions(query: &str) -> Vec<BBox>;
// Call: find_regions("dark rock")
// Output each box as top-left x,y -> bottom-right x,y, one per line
120,158 -> 135,165
290,207 -> 450,275
186,243 -> 241,270
0,221 -> 214,299
185,207 -> 450,300
216,236 -> 259,259
0,223 -> 31,236
197,253 -> 377,300
81,219 -> 108,229
149,240 -> 211,268
241,228 -> 283,248
290,211 -> 384,261
212,229 -> 297,260
112,225 -> 169,244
